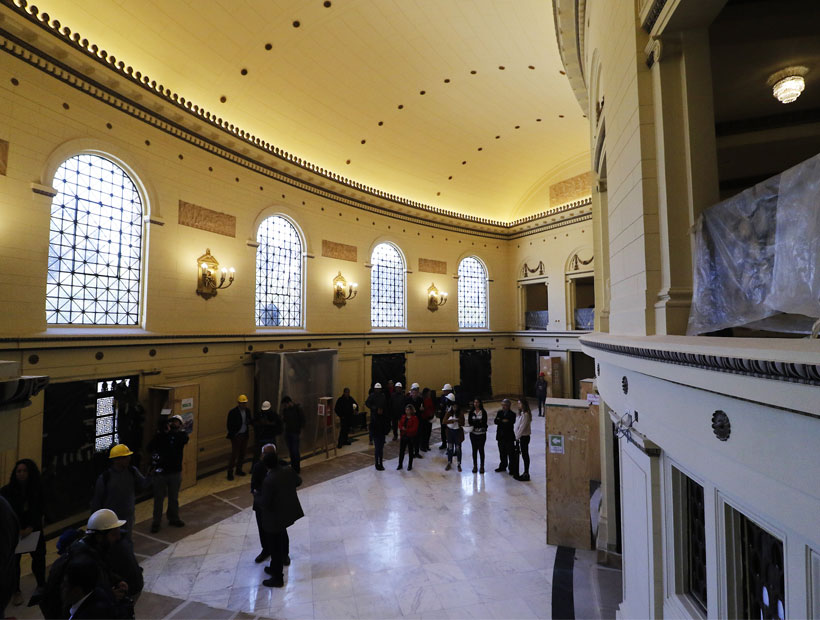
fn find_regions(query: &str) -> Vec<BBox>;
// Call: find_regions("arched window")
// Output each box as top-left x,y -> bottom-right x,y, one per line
370,242 -> 405,327
46,154 -> 144,325
256,215 -> 303,327
458,256 -> 488,328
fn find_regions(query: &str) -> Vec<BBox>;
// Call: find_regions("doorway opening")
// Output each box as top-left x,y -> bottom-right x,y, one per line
570,351 -> 596,399
524,282 -> 549,330
459,349 -> 492,401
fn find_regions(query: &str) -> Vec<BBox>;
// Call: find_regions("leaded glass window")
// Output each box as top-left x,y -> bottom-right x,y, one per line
94,377 -> 131,452
256,215 -> 303,327
371,243 -> 405,327
458,256 -> 488,328
46,154 -> 143,325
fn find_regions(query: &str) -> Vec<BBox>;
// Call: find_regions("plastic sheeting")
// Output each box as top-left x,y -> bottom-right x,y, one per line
687,153 -> 820,335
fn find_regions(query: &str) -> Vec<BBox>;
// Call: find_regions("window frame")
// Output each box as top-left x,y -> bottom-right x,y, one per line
369,241 -> 407,329
254,213 -> 306,329
457,255 -> 490,330
45,152 -> 148,327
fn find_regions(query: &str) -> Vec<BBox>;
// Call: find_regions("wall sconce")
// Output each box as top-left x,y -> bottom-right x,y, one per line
333,271 -> 358,307
196,248 -> 235,299
427,282 -> 448,311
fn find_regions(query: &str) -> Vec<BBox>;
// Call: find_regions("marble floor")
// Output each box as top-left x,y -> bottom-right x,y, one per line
12,408 -> 620,619
139,414 -> 554,619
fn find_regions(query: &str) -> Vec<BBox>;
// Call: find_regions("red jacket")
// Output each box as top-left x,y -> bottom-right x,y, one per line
399,414 -> 419,437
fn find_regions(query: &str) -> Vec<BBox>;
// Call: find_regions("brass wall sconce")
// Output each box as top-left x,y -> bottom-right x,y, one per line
427,282 -> 448,311
196,248 -> 235,299
333,271 -> 358,307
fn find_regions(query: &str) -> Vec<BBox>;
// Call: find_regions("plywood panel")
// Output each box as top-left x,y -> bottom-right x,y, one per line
541,356 -> 563,398
579,378 -> 601,482
545,399 -> 593,549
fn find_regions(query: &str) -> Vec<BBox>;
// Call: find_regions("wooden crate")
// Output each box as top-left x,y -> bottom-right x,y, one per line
578,378 -> 601,482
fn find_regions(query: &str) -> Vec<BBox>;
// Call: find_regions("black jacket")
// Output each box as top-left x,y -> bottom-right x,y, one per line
253,411 -> 283,444
365,391 -> 386,414
226,405 -> 251,439
250,460 -> 267,511
334,394 -> 358,417
389,391 -> 406,418
259,466 -> 304,533
494,408 -> 517,441
147,430 -> 188,473
536,378 -> 548,398
0,481 -> 44,531
404,394 -> 423,415
468,409 -> 488,433
70,586 -> 117,619
369,411 -> 392,437
282,404 -> 305,435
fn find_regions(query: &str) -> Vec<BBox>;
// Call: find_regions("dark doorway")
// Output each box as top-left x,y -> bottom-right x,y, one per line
459,349 -> 492,401
521,349 -> 550,397
371,353 -> 406,390
41,375 -> 142,525
570,351 -> 596,399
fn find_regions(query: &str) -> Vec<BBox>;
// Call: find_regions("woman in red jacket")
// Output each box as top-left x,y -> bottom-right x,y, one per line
397,404 -> 419,471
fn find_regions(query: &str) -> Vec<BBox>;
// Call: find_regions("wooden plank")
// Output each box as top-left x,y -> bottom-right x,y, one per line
578,379 -> 601,482
546,401 -> 593,549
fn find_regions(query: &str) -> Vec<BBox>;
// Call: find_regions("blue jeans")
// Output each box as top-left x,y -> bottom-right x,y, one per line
446,428 -> 462,464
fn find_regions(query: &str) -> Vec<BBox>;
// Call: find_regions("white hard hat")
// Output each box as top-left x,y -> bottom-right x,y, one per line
374,382 -> 382,388
446,393 -> 456,402
170,414 -> 183,423
261,401 -> 271,411
86,508 -> 126,532
410,382 -> 420,390
442,383 -> 453,391
394,382 -> 402,388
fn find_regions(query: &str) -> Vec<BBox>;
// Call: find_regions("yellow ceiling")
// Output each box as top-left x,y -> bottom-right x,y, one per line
33,0 -> 589,221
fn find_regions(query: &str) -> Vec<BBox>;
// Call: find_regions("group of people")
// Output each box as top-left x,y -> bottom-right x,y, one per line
336,381 -> 534,481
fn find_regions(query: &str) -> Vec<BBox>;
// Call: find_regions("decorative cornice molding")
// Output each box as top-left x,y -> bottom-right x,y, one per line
641,0 -> 669,34
0,0 -> 592,236
583,340 -> 820,387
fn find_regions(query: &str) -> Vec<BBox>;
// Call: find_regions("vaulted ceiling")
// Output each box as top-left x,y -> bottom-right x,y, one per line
30,0 -> 589,221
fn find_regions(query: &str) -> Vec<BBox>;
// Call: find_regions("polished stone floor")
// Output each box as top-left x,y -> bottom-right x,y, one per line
139,416 -> 553,619
12,407 -> 620,619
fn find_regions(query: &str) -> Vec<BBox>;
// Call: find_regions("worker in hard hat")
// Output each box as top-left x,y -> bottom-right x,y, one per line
90,444 -> 149,540
39,509 -> 142,618
226,394 -> 252,481
146,415 -> 188,533
253,401 -> 283,465
405,383 -> 425,458
438,383 -> 454,450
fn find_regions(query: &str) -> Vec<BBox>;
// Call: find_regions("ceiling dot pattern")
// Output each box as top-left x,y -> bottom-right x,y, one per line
30,0 -> 588,221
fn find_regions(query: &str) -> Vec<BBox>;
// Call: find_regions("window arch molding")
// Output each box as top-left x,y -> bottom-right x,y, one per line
43,142 -> 152,326
456,254 -> 490,330
367,238 -> 407,329
253,210 -> 307,328
250,205 -> 313,255
41,139 -> 156,218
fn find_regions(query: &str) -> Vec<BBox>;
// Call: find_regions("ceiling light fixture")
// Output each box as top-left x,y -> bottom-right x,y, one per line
768,66 -> 808,104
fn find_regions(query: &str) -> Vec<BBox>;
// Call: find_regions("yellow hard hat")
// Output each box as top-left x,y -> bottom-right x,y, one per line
109,444 -> 133,459
237,394 -> 249,403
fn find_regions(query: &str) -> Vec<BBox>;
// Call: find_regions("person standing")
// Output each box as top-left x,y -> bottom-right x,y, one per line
0,494 -> 18,618
420,388 -> 435,452
443,394 -> 465,472
365,383 -> 387,447
1,459 -> 45,608
251,443 -> 277,564
494,399 -> 517,473
281,396 -> 305,474
259,450 -> 304,588
405,383 -> 425,457
90,444 -> 149,539
468,399 -> 488,474
147,415 -> 188,533
226,394 -> 251,480
253,401 -> 282,462
535,372 -> 548,417
369,400 -> 391,471
334,388 -> 358,449
396,404 -> 419,471
389,382 -> 405,441
438,383 -> 453,449
514,398 -> 533,481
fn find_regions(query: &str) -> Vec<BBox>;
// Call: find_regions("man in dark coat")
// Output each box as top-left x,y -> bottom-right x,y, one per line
281,396 -> 306,474
259,451 -> 304,588
438,383 -> 453,450
535,372 -> 548,417
334,388 -> 358,448
494,399 -> 517,473
226,394 -> 252,480
61,559 -> 117,619
404,383 -> 425,457
252,401 -> 283,463
250,443 -> 277,564
389,382 -> 405,441
365,383 -> 387,446
147,415 -> 188,533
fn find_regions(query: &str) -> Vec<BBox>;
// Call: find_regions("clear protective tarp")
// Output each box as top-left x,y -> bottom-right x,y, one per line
688,153 -> 820,335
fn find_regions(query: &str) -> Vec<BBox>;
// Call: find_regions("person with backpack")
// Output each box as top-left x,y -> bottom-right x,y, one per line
40,509 -> 140,619
90,444 -> 149,540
